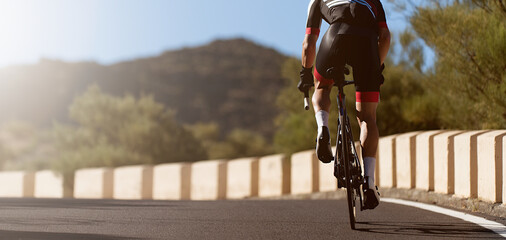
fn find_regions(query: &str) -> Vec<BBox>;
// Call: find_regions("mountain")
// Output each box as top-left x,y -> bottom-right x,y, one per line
0,38 -> 289,138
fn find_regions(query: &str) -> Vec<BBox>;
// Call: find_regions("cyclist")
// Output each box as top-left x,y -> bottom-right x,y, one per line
298,0 -> 390,209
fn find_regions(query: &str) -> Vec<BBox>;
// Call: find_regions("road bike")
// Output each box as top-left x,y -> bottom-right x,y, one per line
303,67 -> 365,230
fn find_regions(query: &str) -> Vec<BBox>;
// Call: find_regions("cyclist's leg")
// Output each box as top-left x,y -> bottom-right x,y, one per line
348,35 -> 381,173
312,87 -> 331,112
312,24 -> 344,162
348,35 -> 381,209
312,87 -> 333,163
311,67 -> 331,124
356,100 -> 380,209
312,24 -> 341,112
356,101 -> 379,163
313,24 -> 347,113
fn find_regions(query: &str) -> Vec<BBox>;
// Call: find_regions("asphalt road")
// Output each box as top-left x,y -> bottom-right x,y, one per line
0,198 -> 502,240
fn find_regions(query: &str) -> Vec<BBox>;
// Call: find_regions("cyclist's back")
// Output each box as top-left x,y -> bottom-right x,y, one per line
306,0 -> 388,91
306,0 -> 387,37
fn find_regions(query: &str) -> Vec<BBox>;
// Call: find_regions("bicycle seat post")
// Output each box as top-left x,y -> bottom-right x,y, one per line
327,68 -> 342,96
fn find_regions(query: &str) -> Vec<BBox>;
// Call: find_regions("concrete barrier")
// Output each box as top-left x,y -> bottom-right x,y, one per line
378,135 -> 397,188
74,167 -> 113,199
291,150 -> 319,194
415,131 -> 445,191
2,129 -> 505,203
395,132 -> 421,189
34,170 -> 64,198
153,163 -> 191,200
226,158 -> 259,199
319,147 -> 337,192
113,165 -> 153,200
0,171 -> 34,197
191,160 -> 227,200
503,134 -> 506,205
259,154 -> 290,197
319,161 -> 337,192
433,131 -> 463,194
477,130 -> 506,203
454,130 -> 489,198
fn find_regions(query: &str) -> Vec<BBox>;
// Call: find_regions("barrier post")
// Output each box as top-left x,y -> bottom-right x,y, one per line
378,135 -> 398,188
34,170 -> 64,198
396,132 -> 421,189
153,163 -> 191,200
259,154 -> 290,197
454,130 -> 489,198
291,150 -> 319,194
74,167 -> 113,199
113,165 -> 153,200
191,160 -> 227,200
226,158 -> 259,199
434,131 -> 464,194
477,130 -> 506,203
415,131 -> 445,191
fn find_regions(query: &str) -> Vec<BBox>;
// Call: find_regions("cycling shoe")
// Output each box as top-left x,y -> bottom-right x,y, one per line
363,176 -> 380,210
316,126 -> 334,163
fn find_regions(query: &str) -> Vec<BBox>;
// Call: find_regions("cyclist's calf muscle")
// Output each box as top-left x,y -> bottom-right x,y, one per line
356,102 -> 379,158
312,87 -> 332,113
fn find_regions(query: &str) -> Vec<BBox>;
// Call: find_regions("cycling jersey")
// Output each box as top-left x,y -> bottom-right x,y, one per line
306,0 -> 388,37
306,0 -> 388,102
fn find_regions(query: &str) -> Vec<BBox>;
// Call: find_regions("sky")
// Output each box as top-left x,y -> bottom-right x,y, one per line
0,0 -> 421,68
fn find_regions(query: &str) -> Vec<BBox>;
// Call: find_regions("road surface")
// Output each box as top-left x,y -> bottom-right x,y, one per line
0,198 -> 503,239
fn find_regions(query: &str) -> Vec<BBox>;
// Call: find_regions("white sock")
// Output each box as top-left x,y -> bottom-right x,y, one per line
363,157 -> 376,187
315,110 -> 329,134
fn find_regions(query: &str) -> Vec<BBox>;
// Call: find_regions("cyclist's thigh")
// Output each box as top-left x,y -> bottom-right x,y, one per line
346,35 -> 382,102
314,24 -> 346,89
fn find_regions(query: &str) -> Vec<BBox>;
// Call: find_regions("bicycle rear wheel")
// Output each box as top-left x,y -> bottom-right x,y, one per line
340,117 -> 356,230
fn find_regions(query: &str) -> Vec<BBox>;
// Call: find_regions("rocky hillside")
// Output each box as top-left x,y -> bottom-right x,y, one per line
0,38 -> 288,138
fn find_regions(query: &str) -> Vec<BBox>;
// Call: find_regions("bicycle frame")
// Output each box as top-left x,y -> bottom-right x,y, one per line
301,67 -> 365,230
335,82 -> 364,185
334,76 -> 364,230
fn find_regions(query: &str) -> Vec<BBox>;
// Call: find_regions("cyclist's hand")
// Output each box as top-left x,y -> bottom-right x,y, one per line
379,63 -> 385,85
298,67 -> 314,93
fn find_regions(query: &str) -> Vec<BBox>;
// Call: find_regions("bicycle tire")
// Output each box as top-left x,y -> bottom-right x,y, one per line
348,127 -> 364,212
340,115 -> 356,230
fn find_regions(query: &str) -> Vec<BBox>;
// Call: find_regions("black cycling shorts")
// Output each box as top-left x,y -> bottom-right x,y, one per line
314,23 -> 382,102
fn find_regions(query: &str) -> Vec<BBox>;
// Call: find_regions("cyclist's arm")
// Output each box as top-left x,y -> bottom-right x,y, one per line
303,0 -> 322,68
378,27 -> 390,65
302,34 -> 318,68
376,1 -> 390,65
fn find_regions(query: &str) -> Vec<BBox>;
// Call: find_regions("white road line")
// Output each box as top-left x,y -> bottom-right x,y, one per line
383,198 -> 506,238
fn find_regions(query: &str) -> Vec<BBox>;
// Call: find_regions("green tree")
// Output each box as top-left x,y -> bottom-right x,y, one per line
390,0 -> 506,129
52,85 -> 207,194
0,121 -> 54,171
185,122 -> 273,159
378,31 -> 442,135
273,58 -> 317,154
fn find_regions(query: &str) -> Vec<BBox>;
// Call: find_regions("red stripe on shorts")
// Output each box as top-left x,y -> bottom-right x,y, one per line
314,68 -> 334,86
356,92 -> 380,102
